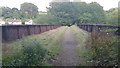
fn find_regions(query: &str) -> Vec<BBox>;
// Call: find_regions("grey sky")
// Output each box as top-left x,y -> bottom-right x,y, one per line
0,0 -> 119,11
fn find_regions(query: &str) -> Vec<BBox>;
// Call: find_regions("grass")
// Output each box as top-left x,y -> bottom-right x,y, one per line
100,28 -> 118,32
2,26 -> 67,66
90,31 -> 119,66
71,25 -> 93,66
46,26 -> 67,63
71,25 -> 119,66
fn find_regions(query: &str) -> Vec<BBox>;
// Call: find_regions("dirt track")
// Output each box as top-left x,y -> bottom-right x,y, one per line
53,27 -> 80,66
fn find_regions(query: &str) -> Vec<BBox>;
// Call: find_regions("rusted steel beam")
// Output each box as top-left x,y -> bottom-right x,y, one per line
1,24 -> 61,42
39,25 -> 41,33
77,24 -> 120,31
77,24 -> 120,35
78,24 -> 120,28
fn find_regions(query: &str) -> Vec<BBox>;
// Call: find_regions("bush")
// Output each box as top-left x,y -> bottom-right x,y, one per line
2,39 -> 48,66
90,31 -> 119,66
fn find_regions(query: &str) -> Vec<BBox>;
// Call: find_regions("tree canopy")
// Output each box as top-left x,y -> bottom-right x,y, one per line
106,8 -> 118,25
20,2 -> 38,19
34,13 -> 59,25
46,2 -> 106,25
0,2 -> 118,26
0,7 -> 13,19
0,2 -> 38,19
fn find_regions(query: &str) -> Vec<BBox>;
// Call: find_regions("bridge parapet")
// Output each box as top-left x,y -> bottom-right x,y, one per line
1,24 -> 61,42
77,24 -> 120,35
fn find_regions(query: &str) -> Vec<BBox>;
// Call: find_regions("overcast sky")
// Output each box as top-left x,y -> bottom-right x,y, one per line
0,0 -> 119,11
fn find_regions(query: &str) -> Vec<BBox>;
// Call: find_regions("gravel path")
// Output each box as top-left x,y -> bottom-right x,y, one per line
53,27 -> 80,66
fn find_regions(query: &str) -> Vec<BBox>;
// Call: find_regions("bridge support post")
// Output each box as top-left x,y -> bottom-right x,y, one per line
88,25 -> 92,32
92,25 -> 96,32
81,25 -> 83,28
82,25 -> 84,30
85,25 -> 87,31
91,25 -> 93,32
86,26 -> 89,31
79,25 -> 81,29
84,25 -> 86,31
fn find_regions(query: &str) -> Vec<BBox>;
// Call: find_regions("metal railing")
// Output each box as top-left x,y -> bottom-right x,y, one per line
1,24 -> 61,42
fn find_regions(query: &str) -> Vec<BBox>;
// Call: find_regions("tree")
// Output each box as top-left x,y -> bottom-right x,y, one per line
47,2 -> 106,25
11,8 -> 22,19
78,13 -> 92,24
72,2 -> 90,24
48,2 -> 76,25
0,7 -> 12,19
88,2 -> 106,24
0,7 -> 23,19
34,13 -> 59,24
20,2 -> 38,19
52,0 -> 70,2
106,8 -> 118,25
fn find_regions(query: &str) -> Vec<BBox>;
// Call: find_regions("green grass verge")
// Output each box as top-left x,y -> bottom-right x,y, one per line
71,25 -> 119,66
71,25 -> 93,66
90,31 -> 119,66
2,26 -> 67,66
100,28 -> 118,32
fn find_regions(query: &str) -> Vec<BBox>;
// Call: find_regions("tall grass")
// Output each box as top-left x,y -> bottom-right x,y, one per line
2,38 -> 49,66
2,26 -> 67,66
72,25 -> 119,66
90,31 -> 119,66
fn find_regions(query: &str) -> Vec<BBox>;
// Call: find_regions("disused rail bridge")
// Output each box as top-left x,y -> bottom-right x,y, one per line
1,25 -> 61,42
1,24 -> 120,42
77,24 -> 120,35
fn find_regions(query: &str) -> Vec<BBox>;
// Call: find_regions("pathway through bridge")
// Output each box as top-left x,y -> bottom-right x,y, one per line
53,27 -> 80,66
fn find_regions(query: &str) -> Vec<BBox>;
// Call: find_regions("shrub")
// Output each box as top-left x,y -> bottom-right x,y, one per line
2,39 -> 48,66
90,31 -> 119,66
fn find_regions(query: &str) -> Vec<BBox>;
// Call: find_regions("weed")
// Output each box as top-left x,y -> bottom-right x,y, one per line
90,31 -> 119,66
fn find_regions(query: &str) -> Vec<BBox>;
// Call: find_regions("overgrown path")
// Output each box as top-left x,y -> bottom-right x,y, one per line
53,27 -> 80,66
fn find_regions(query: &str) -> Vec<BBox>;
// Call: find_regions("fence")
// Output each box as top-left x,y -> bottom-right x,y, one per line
1,25 -> 61,42
77,24 -> 120,35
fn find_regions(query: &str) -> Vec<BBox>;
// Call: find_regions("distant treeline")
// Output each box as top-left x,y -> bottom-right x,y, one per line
0,2 -> 119,25
0,2 -> 38,19
35,2 -> 119,25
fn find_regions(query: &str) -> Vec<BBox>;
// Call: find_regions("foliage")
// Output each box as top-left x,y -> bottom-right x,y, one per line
2,39 -> 48,66
47,2 -> 106,25
90,31 -> 119,66
48,2 -> 75,25
0,7 -> 13,19
71,25 -> 93,65
2,26 -> 67,66
100,28 -> 118,32
0,2 -> 38,19
73,25 -> 119,66
20,2 -> 38,19
34,13 -> 59,24
0,2 -> 118,25
106,8 -> 118,25
88,2 -> 106,24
